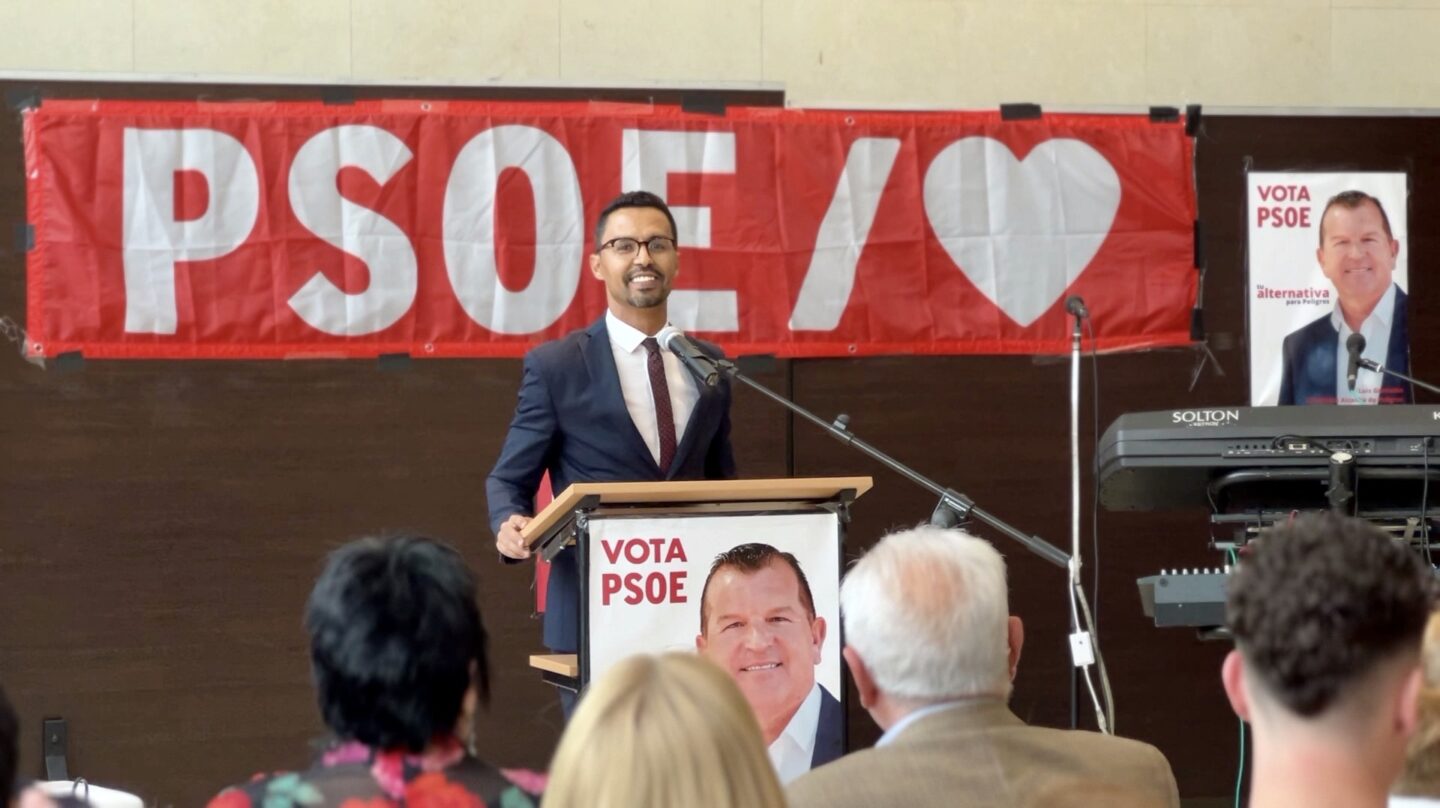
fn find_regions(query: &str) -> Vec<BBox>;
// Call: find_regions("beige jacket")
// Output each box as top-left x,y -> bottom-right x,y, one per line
786,700 -> 1180,808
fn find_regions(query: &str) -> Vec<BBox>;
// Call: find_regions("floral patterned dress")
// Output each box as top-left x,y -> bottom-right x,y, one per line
206,737 -> 544,808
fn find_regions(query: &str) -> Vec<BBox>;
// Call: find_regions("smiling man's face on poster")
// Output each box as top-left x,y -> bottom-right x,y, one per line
696,550 -> 826,742
1315,197 -> 1398,330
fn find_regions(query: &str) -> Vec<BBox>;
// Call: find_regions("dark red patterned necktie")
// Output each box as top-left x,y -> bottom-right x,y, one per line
642,338 -> 677,471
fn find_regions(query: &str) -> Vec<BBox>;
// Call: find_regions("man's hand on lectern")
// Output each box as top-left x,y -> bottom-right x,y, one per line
496,513 -> 533,560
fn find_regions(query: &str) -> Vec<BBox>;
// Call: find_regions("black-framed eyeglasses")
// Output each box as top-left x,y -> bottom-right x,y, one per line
598,236 -> 677,258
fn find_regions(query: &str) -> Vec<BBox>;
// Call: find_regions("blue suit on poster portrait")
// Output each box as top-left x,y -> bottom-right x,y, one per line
1278,286 -> 1412,406
812,686 -> 845,768
485,315 -> 737,652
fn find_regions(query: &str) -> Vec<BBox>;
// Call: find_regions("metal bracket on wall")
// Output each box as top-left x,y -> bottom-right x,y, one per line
320,86 -> 355,106
1148,106 -> 1181,123
1185,104 -> 1203,137
14,223 -> 34,253
377,353 -> 411,371
43,718 -> 68,781
680,94 -> 726,116
5,86 -> 40,112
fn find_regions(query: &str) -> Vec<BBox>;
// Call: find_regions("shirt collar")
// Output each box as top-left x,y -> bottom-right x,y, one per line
876,697 -> 1012,747
605,310 -> 662,354
1330,282 -> 1396,335
878,701 -> 962,747
778,682 -> 824,751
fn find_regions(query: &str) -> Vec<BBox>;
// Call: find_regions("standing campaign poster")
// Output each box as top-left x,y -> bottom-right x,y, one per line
1247,172 -> 1410,406
586,511 -> 841,777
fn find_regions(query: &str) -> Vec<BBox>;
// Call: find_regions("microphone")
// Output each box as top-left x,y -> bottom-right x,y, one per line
1064,296 -> 1089,319
657,326 -> 720,388
1346,333 -> 1366,392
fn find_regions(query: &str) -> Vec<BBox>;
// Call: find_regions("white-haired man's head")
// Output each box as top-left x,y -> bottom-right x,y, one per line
840,525 -> 1020,721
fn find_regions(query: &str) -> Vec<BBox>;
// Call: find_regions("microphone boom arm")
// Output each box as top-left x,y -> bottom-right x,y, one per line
1357,358 -> 1440,397
713,357 -> 1071,568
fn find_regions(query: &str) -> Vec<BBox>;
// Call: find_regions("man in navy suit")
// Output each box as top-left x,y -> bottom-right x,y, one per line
1279,190 -> 1412,405
486,191 -> 736,660
697,543 -> 844,783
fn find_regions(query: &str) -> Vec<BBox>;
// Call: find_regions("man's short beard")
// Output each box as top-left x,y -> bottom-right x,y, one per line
625,289 -> 668,308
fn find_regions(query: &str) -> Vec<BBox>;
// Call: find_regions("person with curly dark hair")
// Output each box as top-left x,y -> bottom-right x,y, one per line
1222,512 -> 1435,808
206,535 -> 544,807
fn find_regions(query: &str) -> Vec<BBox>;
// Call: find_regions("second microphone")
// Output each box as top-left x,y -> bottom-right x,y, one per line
657,326 -> 721,387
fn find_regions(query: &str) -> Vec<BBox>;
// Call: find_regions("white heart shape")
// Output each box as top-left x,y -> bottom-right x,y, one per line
923,136 -> 1121,327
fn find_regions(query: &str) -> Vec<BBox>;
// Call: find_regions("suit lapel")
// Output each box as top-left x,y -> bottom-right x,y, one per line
671,380 -> 718,478
1386,286 -> 1413,402
582,316 -> 664,476
1387,286 -> 1410,372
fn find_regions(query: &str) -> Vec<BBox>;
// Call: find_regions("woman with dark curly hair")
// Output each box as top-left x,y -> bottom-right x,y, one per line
207,535 -> 543,808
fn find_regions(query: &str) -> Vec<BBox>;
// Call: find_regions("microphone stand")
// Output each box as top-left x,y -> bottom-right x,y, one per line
709,356 -> 1070,569
1358,359 -> 1440,398
1066,303 -> 1114,735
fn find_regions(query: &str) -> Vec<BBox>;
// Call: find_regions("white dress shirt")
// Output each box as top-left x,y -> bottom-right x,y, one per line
605,310 -> 699,466
1390,797 -> 1440,808
768,682 -> 823,784
1333,282 -> 1397,406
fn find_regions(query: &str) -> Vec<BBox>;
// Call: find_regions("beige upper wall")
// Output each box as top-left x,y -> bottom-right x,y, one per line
3,0 -> 1440,109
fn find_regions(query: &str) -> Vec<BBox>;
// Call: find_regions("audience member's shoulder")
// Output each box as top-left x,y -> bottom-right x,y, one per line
786,747 -> 891,807
1025,724 -> 1168,761
1020,725 -> 1176,794
1025,777 -> 1176,808
441,758 -> 546,805
205,770 -> 287,808
206,760 -> 544,808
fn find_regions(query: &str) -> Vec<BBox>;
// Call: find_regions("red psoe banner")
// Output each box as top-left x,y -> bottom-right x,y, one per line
23,100 -> 1196,359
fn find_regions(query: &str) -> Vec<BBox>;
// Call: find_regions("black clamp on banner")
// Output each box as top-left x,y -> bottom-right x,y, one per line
14,223 -> 35,253
1184,104 -> 1203,137
1190,219 -> 1205,343
1192,219 -> 1205,271
999,103 -> 1042,121
53,351 -> 84,372
377,352 -> 411,371
5,86 -> 41,112
680,95 -> 726,117
321,86 -> 356,106
1148,106 -> 1180,123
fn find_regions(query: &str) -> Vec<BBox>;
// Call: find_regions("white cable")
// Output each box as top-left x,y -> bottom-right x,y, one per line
1069,311 -> 1115,734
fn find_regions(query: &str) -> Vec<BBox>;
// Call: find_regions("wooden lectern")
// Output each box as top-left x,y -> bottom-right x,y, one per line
523,476 -> 871,693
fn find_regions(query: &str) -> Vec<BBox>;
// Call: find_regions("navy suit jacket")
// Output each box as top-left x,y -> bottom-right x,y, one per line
811,685 -> 845,769
1279,285 -> 1411,406
486,316 -> 737,651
